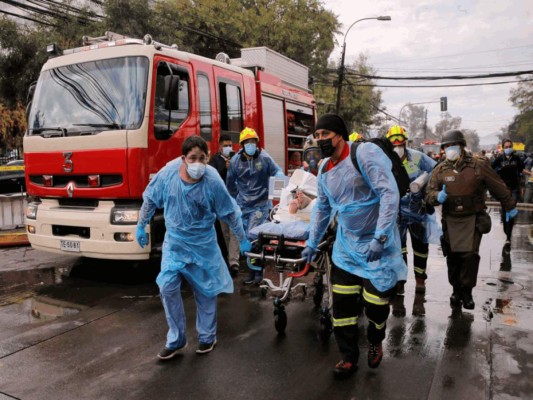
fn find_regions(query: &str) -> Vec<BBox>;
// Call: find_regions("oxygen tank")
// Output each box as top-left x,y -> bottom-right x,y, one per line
409,171 -> 429,194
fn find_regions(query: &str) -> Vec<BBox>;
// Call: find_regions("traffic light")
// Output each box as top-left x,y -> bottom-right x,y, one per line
440,96 -> 448,112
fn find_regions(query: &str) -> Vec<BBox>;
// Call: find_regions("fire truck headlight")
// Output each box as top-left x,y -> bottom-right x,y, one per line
26,204 -> 38,220
111,209 -> 139,225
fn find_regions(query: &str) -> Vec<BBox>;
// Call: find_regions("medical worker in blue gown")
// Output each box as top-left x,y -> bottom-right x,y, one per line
136,136 -> 251,360
226,127 -> 285,285
302,114 -> 407,380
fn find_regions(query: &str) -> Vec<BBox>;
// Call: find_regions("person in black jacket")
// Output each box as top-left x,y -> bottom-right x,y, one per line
491,139 -> 523,248
209,135 -> 240,277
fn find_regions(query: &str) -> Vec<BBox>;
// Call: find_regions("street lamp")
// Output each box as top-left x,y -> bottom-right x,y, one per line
335,16 -> 391,115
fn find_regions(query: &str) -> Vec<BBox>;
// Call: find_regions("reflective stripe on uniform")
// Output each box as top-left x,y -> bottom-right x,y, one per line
367,317 -> 386,330
413,250 -> 428,258
363,288 -> 389,306
333,316 -> 358,327
401,246 -> 407,254
332,284 -> 361,295
414,266 -> 426,275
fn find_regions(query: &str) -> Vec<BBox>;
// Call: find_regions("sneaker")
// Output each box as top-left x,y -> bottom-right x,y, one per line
196,339 -> 217,354
368,343 -> 383,369
332,360 -> 357,379
229,264 -> 239,277
157,342 -> 188,360
415,277 -> 426,294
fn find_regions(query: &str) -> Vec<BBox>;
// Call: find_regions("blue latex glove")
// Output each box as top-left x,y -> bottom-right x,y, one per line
437,184 -> 447,204
136,225 -> 148,248
505,208 -> 518,222
240,239 -> 252,255
366,239 -> 384,262
302,246 -> 317,264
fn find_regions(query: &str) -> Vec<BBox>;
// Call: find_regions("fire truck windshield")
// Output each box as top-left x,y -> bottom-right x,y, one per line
27,56 -> 149,136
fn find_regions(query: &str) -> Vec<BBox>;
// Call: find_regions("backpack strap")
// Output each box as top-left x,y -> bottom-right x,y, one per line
350,141 -> 363,174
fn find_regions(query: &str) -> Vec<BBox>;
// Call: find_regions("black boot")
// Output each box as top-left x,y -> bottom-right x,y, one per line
462,287 -> 475,310
450,285 -> 462,307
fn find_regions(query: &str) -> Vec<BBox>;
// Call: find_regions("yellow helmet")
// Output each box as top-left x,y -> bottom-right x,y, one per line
386,125 -> 407,145
239,127 -> 259,144
349,132 -> 363,142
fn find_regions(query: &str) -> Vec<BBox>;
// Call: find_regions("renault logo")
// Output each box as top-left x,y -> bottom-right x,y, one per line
66,181 -> 74,198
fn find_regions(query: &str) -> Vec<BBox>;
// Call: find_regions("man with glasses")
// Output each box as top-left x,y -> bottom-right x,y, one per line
426,130 -> 517,310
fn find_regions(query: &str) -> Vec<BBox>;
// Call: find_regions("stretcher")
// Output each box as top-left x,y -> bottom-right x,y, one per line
245,223 -> 336,340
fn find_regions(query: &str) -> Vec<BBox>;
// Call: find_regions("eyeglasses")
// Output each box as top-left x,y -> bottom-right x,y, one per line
389,135 -> 406,145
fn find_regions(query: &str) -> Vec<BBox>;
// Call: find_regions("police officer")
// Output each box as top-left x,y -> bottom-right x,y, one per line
386,125 -> 437,295
426,130 -> 518,310
491,139 -> 524,248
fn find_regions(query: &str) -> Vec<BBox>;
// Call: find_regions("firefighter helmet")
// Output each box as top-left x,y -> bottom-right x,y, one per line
239,127 -> 259,144
386,125 -> 407,145
441,129 -> 466,147
349,132 -> 364,142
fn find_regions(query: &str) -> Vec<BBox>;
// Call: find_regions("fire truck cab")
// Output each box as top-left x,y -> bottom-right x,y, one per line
23,32 -> 316,260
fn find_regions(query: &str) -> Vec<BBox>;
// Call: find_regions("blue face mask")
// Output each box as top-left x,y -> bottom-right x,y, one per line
186,162 -> 206,180
504,148 -> 513,156
222,146 -> 232,157
244,143 -> 257,156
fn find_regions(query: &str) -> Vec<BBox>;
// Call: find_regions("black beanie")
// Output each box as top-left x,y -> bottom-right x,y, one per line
315,114 -> 349,140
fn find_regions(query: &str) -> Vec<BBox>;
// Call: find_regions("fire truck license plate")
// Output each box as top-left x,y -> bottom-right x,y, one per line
60,240 -> 80,252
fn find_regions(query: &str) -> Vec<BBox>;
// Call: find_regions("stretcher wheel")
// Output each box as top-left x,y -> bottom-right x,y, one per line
318,313 -> 332,344
274,308 -> 287,334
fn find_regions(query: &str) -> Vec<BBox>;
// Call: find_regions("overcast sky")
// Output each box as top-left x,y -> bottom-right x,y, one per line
323,0 -> 533,144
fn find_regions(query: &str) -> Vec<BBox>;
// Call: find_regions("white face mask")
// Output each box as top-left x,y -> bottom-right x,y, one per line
186,162 -> 206,180
222,146 -> 232,157
445,145 -> 461,162
393,146 -> 405,158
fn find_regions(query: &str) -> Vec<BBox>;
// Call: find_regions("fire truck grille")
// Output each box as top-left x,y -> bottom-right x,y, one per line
29,174 -> 123,187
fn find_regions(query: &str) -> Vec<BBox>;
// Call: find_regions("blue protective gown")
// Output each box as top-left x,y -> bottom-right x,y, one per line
399,148 -> 441,243
138,158 -> 246,297
226,149 -> 285,241
307,142 -> 407,292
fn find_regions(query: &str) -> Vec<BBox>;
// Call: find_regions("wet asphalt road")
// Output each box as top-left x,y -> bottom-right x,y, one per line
0,208 -> 531,400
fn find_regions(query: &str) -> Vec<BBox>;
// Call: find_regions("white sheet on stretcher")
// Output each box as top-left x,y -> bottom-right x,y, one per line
249,169 -> 317,241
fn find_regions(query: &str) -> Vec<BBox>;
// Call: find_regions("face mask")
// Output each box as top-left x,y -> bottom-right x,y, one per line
318,138 -> 335,158
504,148 -> 513,156
222,146 -> 232,157
445,145 -> 461,162
186,161 -> 206,180
244,143 -> 257,156
393,146 -> 405,158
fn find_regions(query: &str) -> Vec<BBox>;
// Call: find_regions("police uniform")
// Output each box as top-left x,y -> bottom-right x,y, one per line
426,153 -> 515,301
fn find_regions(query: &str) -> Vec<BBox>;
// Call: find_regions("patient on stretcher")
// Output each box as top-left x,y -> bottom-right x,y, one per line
249,169 -> 317,241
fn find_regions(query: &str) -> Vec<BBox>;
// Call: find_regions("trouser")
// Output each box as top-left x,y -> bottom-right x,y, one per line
524,182 -> 533,204
242,205 -> 270,280
158,271 -> 217,350
445,226 -> 482,291
331,263 -> 394,364
399,221 -> 429,279
501,189 -> 520,241
220,220 -> 240,267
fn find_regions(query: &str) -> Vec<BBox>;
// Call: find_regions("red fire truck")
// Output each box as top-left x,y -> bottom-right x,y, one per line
24,32 -> 316,260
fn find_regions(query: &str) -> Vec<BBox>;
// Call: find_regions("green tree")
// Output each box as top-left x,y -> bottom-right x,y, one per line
507,77 -> 533,150
434,112 -> 462,141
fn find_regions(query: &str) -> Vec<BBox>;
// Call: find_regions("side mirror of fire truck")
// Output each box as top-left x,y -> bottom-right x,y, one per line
164,75 -> 180,110
25,82 -> 37,126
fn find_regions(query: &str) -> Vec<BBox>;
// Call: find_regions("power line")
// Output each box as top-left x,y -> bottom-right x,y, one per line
0,8 -> 56,25
346,69 -> 533,81
355,79 -> 533,88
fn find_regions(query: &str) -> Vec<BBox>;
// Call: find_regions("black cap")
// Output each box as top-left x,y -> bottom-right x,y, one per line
315,114 -> 349,141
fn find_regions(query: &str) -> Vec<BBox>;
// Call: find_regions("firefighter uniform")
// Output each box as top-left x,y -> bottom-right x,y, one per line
426,135 -> 515,309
